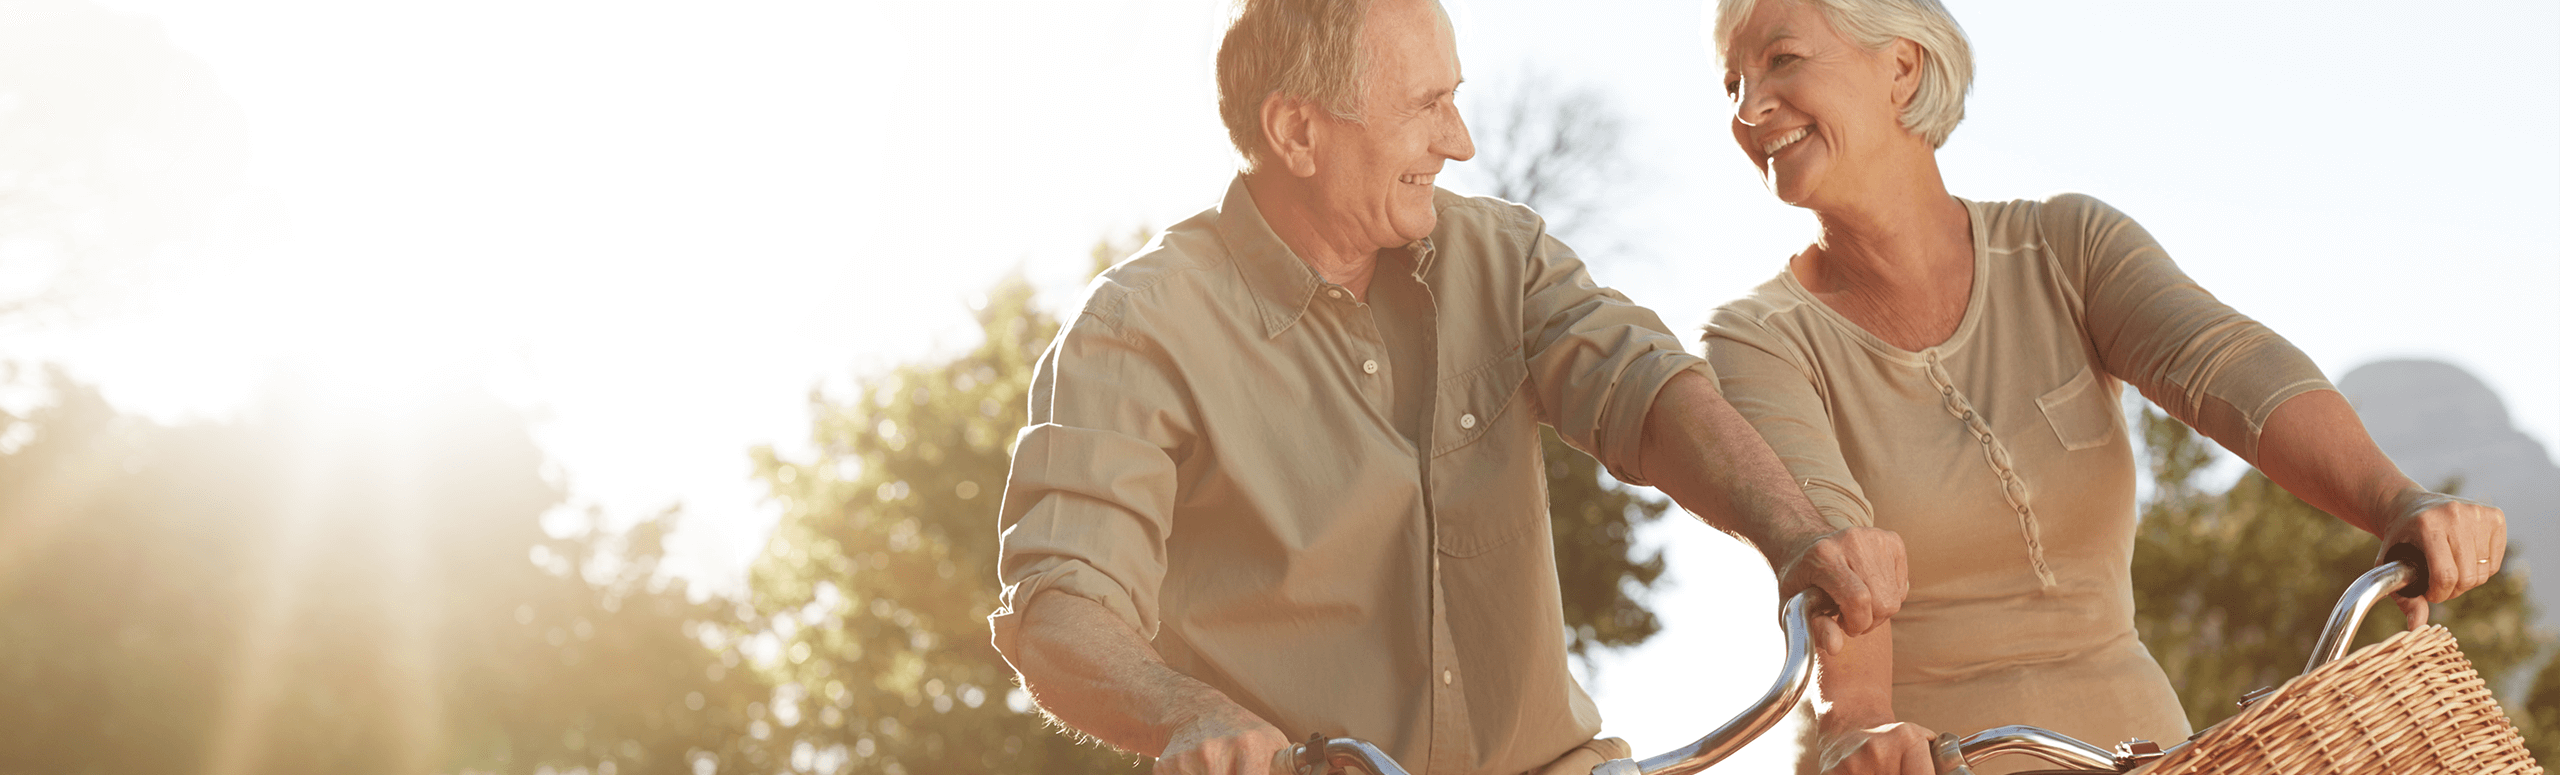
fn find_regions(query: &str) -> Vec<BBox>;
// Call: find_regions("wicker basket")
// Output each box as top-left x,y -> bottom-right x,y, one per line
2134,625 -> 2541,774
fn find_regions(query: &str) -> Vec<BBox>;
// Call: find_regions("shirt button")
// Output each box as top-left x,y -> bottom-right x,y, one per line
1326,288 -> 1344,300
1442,669 -> 1453,686
1362,359 -> 1378,374
1459,413 -> 1477,429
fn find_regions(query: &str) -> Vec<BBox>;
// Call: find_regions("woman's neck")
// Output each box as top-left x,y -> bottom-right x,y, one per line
1789,154 -> 1977,351
1797,159 -> 1969,293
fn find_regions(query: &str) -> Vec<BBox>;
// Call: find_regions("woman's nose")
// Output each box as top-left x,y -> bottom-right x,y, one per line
1733,78 -> 1776,127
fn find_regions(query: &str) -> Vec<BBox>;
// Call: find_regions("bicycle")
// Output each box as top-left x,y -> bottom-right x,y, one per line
1278,545 -> 2539,775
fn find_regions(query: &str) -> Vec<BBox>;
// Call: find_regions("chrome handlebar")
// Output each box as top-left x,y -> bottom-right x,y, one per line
1957,555 -> 2431,772
1619,588 -> 1833,775
1280,588 -> 1836,775
1280,555 -> 2434,774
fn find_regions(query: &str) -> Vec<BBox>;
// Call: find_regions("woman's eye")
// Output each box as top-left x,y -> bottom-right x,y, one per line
1770,53 -> 1800,67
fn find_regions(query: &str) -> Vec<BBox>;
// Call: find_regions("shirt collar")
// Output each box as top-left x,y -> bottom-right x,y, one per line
1216,174 -> 1438,339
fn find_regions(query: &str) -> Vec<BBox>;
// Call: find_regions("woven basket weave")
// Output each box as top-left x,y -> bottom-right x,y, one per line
2134,625 -> 2540,775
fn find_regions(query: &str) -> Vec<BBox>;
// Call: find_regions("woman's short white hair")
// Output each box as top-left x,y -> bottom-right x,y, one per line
1713,0 -> 1974,149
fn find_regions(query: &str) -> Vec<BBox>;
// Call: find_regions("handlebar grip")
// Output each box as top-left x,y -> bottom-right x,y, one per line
2384,542 -> 2430,599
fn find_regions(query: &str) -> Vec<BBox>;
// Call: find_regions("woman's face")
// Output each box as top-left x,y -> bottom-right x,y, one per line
1721,1 -> 1917,209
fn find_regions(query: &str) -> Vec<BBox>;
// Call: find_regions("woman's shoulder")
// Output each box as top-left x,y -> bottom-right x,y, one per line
1701,271 -> 1830,365
1964,193 -> 2140,243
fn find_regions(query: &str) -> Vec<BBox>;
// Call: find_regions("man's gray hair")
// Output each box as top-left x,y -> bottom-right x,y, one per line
1714,0 -> 1973,149
1215,0 -> 1374,171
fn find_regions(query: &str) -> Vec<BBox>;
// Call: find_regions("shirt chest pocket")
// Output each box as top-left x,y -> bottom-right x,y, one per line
1431,349 -> 1542,558
2036,366 -> 2119,452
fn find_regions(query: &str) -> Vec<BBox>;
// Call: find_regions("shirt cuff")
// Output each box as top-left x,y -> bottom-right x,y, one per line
1597,354 -> 1716,487
986,558 -> 1152,675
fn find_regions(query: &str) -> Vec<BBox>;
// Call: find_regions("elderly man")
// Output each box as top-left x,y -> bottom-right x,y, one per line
987,1 -> 1909,773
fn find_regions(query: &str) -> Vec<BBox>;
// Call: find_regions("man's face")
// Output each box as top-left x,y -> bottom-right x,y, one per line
1310,0 -> 1474,252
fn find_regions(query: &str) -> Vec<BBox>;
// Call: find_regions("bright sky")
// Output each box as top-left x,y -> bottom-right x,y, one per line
34,0 -> 2560,769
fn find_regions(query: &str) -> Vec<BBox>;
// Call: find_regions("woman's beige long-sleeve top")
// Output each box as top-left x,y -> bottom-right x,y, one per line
1702,194 -> 2334,767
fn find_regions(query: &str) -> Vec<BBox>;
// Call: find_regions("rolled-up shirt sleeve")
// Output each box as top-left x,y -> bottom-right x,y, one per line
1701,314 -> 1876,531
1509,208 -> 1712,486
2041,193 -> 2334,463
987,309 -> 1194,673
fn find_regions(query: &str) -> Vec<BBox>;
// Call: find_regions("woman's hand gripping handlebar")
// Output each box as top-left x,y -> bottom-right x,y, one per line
1273,588 -> 1844,775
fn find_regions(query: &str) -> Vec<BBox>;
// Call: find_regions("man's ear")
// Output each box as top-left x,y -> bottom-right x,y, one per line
1259,93 -> 1322,179
1886,38 -> 1924,109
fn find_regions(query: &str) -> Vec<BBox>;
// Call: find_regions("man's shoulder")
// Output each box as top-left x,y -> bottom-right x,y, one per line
1429,188 -> 1545,245
1073,206 -> 1242,336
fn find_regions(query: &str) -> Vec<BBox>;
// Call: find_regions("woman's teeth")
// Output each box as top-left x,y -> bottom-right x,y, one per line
1399,173 -> 1434,185
1764,127 -> 1810,156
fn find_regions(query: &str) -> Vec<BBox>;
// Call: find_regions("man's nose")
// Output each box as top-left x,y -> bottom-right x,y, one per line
1439,103 -> 1476,162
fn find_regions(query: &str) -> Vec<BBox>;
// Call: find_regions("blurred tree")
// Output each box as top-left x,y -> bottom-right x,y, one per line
0,368 -> 762,775
1458,68 -> 1635,260
2519,647 -> 2560,763
743,261 -> 1139,775
2130,406 -> 2548,733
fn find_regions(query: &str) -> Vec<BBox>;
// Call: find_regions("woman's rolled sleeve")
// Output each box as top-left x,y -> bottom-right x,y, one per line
1704,314 -> 1875,530
986,315 -> 1192,673
1514,225 -> 1713,486
2043,194 -> 2334,463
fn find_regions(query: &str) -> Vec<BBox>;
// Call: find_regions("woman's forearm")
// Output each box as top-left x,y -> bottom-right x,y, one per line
1812,619 -> 1899,734
2249,390 -> 2418,535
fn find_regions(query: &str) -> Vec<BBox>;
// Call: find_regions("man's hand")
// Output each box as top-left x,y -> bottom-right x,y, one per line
1776,527 -> 1909,654
2379,488 -> 2507,630
1155,703 -> 1290,775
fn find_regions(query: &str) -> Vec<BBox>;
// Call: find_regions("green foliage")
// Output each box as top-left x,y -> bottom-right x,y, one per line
2130,406 -> 2547,733
743,266 -> 1138,775
742,230 -> 1678,772
0,368 -> 761,775
2520,648 -> 2560,762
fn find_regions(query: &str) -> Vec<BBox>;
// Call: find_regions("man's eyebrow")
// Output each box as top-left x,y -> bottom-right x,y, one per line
1419,81 -> 1459,105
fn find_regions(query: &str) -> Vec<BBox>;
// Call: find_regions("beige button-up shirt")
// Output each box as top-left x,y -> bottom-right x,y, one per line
1703,194 -> 2333,767
990,176 -> 1706,775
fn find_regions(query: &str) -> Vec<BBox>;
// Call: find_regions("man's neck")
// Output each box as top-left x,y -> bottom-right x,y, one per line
1242,171 -> 1383,301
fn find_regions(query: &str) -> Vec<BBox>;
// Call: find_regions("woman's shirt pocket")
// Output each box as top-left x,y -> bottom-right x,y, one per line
2036,366 -> 2119,452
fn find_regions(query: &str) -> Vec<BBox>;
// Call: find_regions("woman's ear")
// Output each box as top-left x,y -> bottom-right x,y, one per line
1260,93 -> 1323,179
1887,38 -> 1925,110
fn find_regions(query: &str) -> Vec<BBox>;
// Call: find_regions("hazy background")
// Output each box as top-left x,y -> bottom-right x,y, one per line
8,0 -> 2557,771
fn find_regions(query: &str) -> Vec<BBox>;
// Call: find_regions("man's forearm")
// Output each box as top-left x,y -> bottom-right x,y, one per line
1014,589 -> 1265,756
1636,370 -> 1834,560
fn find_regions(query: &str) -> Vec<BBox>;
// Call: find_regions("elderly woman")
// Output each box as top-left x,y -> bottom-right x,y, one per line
1696,1 -> 2510,773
